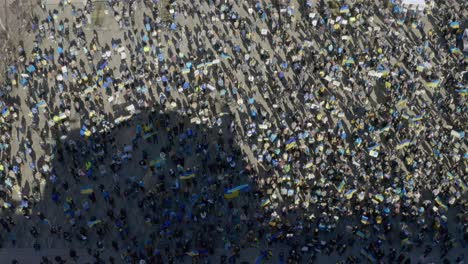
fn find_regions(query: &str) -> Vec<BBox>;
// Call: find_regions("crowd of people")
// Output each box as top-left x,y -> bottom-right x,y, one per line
0,0 -> 466,263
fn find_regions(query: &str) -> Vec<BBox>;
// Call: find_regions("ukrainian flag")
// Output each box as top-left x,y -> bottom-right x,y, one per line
226,184 -> 250,194
345,189 -> 357,199
143,131 -> 157,139
449,21 -> 460,29
221,53 -> 232,60
224,184 -> 249,199
150,159 -> 165,167
285,137 -> 298,150
181,68 -> 190,74
411,114 -> 423,121
435,196 -> 448,211
87,219 -> 101,228
180,172 -> 195,180
343,57 -> 355,66
456,178 -> 466,191
455,89 -> 467,95
356,230 -> 366,239
446,172 -> 454,180
396,99 -> 408,107
379,125 -> 391,133
315,143 -> 324,153
367,144 -> 381,151
2,107 -> 10,117
379,69 -> 390,77
374,194 -> 384,203
80,186 -> 94,194
360,249 -> 377,263
337,180 -> 345,193
36,100 -> 47,108
401,238 -> 413,246
396,139 -> 411,150
340,5 -> 350,13
80,126 -> 92,137
224,190 -> 239,199
427,79 -> 440,88
303,160 -> 314,169
280,175 -> 291,182
361,215 -> 370,225
261,198 -> 270,207
450,47 -> 462,55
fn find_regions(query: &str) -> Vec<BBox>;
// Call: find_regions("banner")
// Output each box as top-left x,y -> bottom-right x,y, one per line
285,137 -> 298,150
435,196 -> 448,211
87,219 -> 101,228
345,189 -> 357,199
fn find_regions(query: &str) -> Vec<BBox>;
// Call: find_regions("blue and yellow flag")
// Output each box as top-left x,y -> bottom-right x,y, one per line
303,160 -> 314,169
361,215 -> 370,225
2,107 -> 10,117
356,230 -> 367,239
411,114 -> 423,122
367,144 -> 381,151
396,139 -> 411,150
143,131 -> 157,139
345,189 -> 357,199
449,21 -> 460,29
226,184 -> 250,193
374,194 -> 384,203
80,186 -> 94,194
285,137 -> 298,150
427,79 -> 440,88
87,219 -> 101,228
360,249 -> 377,263
261,198 -> 270,207
340,5 -> 350,13
36,100 -> 47,108
180,172 -> 196,180
397,99 -> 408,107
224,190 -> 239,199
450,47 -> 462,55
224,184 -> 249,199
221,53 -> 232,60
456,178 -> 467,191
435,196 -> 448,211
150,159 -> 165,167
455,89 -> 468,95
379,125 -> 391,133
337,180 -> 346,193
401,237 -> 413,246
80,126 -> 92,137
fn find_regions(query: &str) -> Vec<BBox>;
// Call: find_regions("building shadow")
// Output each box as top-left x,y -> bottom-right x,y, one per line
0,102 -> 262,263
